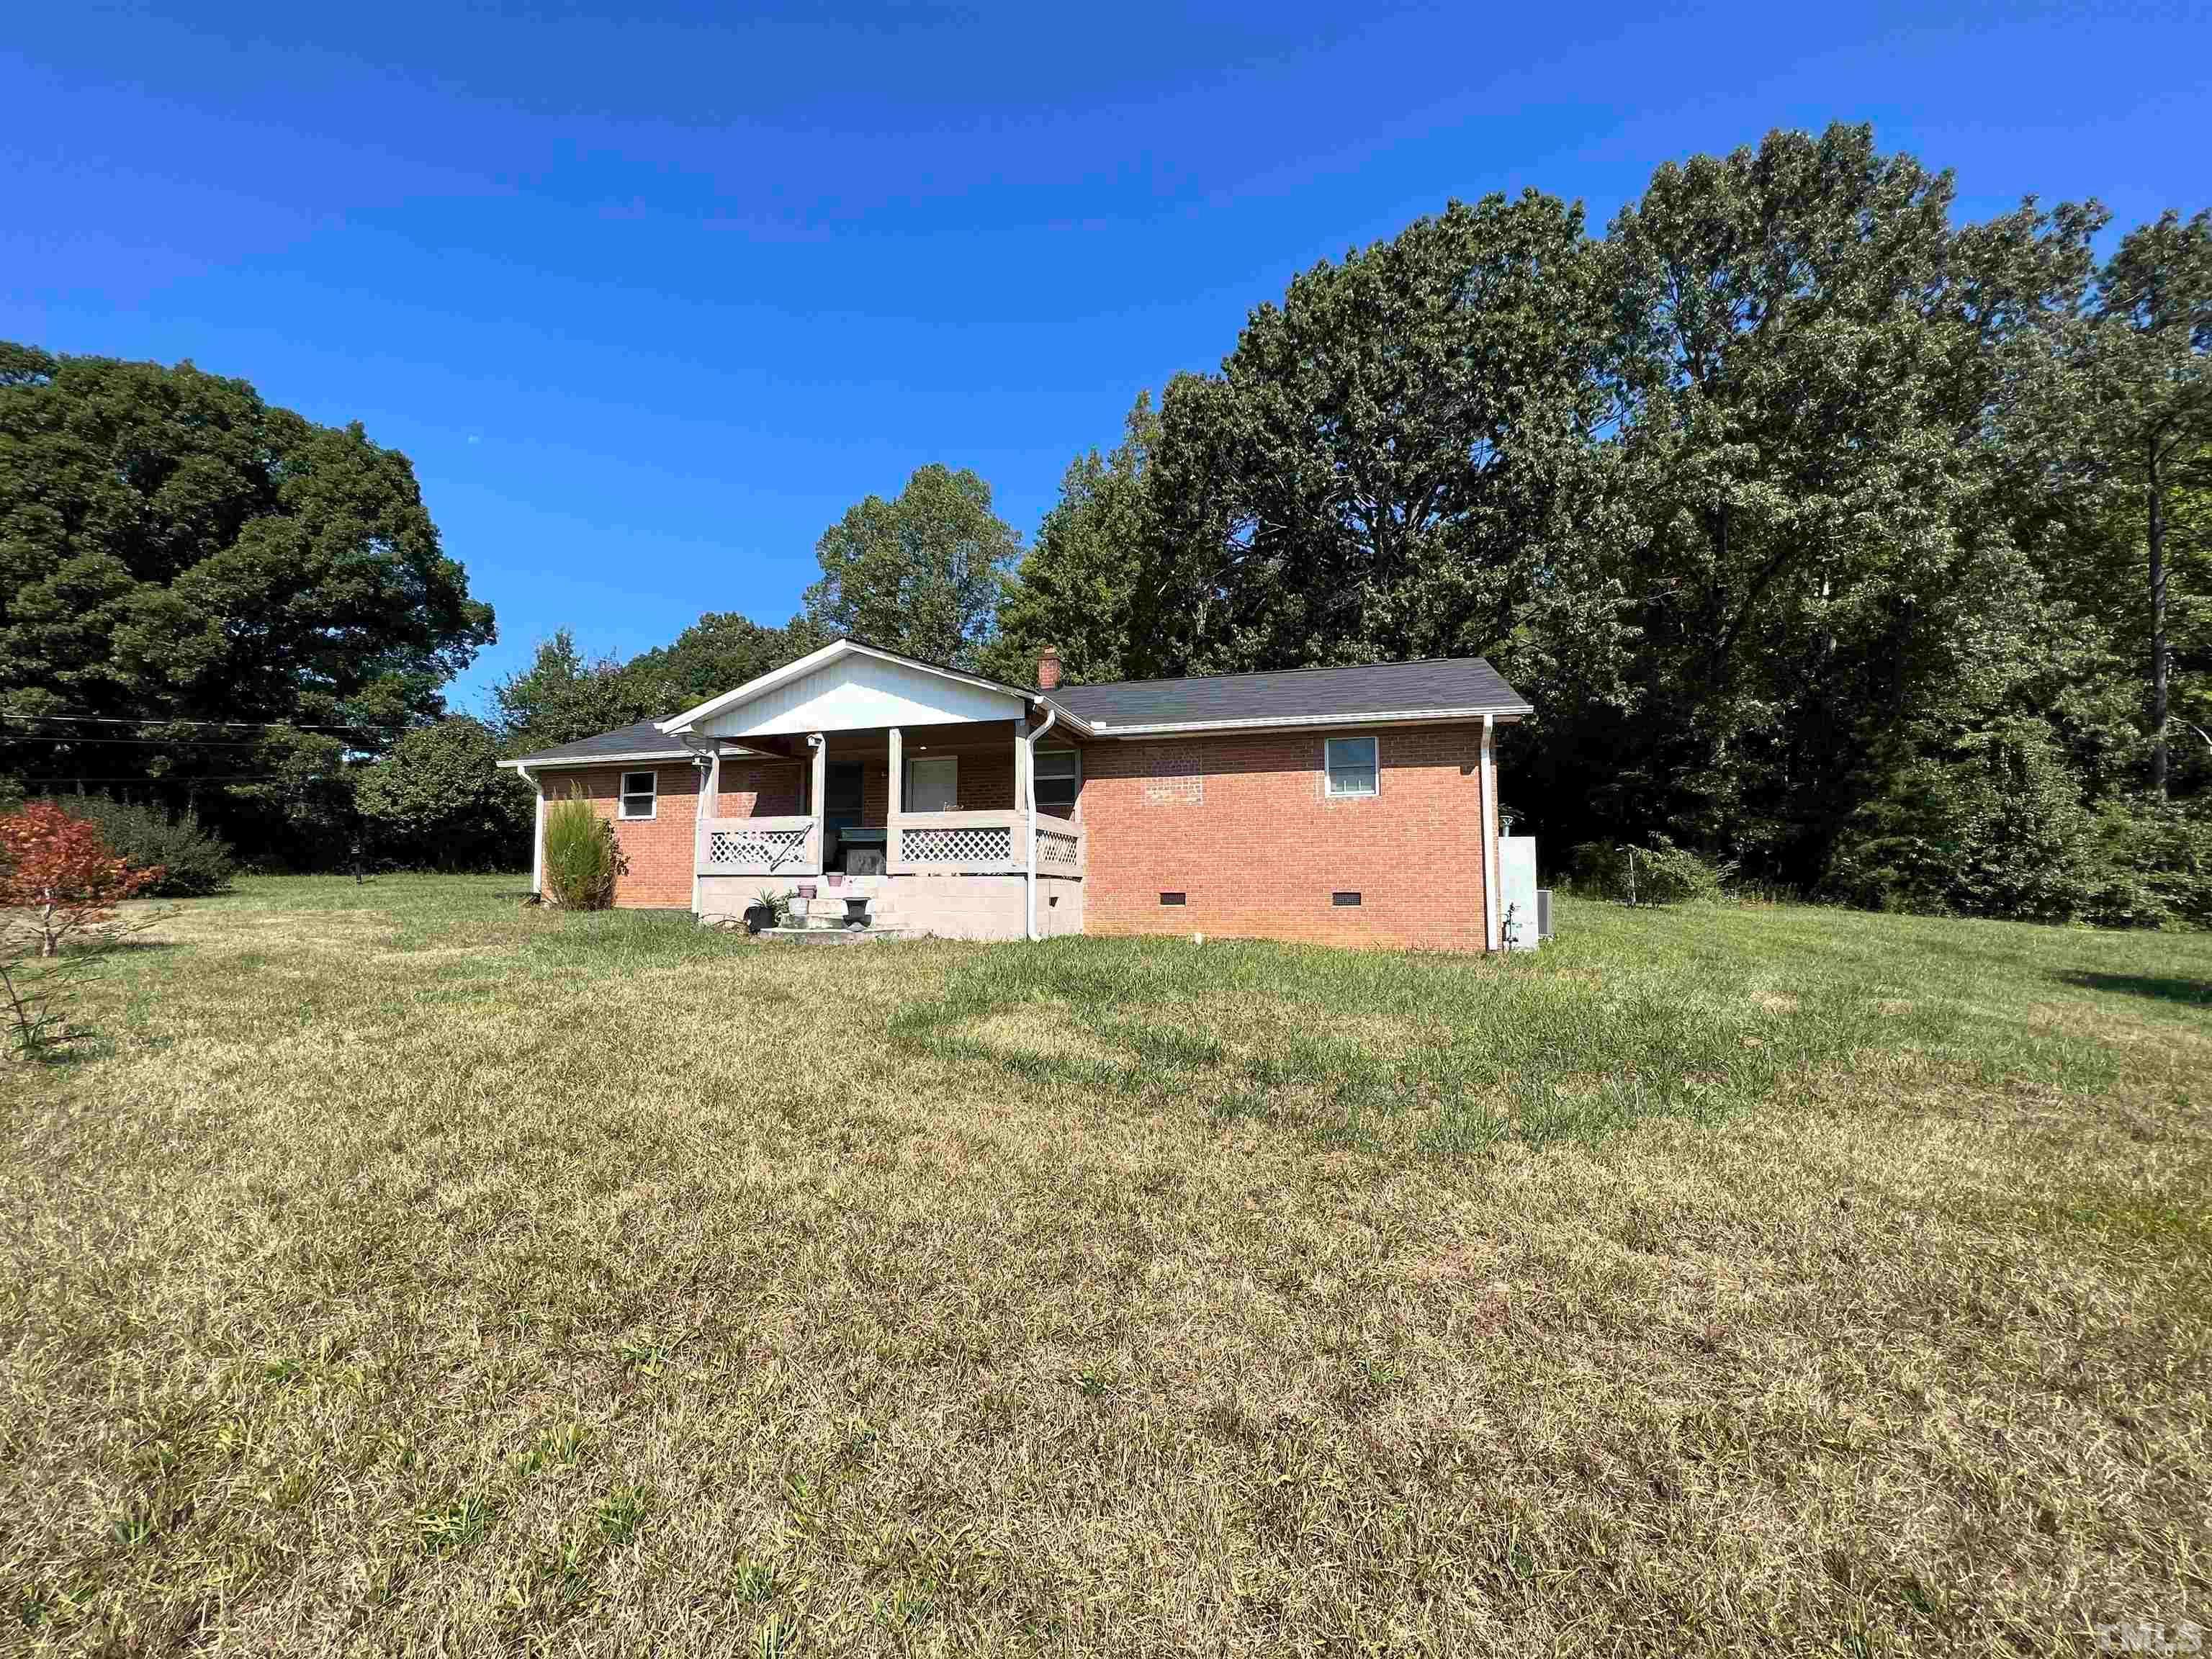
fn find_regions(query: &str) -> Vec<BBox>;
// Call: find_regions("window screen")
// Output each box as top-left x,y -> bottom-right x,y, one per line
619,770 -> 657,819
1324,736 -> 1378,797
1159,891 -> 1187,907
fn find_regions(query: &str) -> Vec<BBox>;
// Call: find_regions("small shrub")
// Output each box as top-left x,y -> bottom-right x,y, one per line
1,801 -> 166,956
0,804 -> 169,1062
1569,835 -> 1727,905
541,793 -> 625,909
2080,799 -> 2212,930
53,796 -> 235,896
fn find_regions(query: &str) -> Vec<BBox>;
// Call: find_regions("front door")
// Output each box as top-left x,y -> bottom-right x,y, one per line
907,755 -> 958,812
824,762 -> 865,857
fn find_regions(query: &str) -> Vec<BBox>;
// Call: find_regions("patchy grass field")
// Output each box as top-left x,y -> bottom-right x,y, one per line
4,876 -> 2208,1655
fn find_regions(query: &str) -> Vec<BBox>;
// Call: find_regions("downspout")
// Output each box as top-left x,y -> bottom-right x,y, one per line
1024,701 -> 1057,940
683,734 -> 714,918
518,763 -> 544,899
1480,714 -> 1500,952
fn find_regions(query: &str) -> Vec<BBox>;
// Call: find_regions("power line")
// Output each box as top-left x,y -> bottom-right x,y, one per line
0,711 -> 406,734
1,731 -> 278,749
19,774 -> 318,786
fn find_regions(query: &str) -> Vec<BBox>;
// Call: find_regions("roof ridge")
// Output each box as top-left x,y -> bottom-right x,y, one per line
1054,655 -> 1490,693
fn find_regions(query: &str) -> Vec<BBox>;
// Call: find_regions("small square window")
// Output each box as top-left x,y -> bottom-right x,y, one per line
1159,891 -> 1187,907
619,770 -> 657,820
1324,736 -> 1377,798
1331,891 -> 1362,907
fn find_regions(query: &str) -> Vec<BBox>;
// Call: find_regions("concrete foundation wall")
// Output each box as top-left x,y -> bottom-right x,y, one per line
697,871 -> 1084,940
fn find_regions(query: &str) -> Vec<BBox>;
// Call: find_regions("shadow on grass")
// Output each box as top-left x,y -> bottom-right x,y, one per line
2056,971 -> 2212,1007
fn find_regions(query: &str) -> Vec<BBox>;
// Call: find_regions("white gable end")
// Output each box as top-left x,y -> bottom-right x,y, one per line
696,651 -> 1023,738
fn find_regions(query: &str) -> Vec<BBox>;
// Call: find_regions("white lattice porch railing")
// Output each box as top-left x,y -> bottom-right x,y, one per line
700,816 -> 818,876
1034,821 -> 1083,874
891,810 -> 1020,873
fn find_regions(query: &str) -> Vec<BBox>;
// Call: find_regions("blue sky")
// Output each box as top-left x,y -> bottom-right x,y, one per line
5,1 -> 2207,712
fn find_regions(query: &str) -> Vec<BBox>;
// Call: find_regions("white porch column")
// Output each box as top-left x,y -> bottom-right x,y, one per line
691,745 -> 721,913
808,733 -> 827,873
886,726 -> 903,874
1012,716 -> 1030,824
522,765 -> 544,896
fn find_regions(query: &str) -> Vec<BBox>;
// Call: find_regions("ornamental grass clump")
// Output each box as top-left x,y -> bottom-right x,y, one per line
541,793 -> 625,909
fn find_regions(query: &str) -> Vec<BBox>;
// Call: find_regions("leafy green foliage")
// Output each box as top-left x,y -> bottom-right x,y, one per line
2088,212 -> 2212,796
801,464 -> 1020,670
490,615 -> 829,757
984,395 -> 1159,687
540,794 -> 624,910
355,718 -> 531,871
0,345 -> 494,864
1568,837 -> 1727,906
52,796 -> 234,897
1141,192 -> 1609,677
621,611 -> 830,714
995,122 -> 2210,924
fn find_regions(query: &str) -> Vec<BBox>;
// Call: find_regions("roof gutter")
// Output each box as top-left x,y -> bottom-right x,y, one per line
1071,705 -> 1530,738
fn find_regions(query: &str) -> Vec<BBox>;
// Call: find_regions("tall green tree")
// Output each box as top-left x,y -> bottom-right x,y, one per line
621,611 -> 830,711
2091,211 -> 2212,796
1140,192 -> 1609,675
489,613 -> 829,755
0,343 -> 493,860
1588,127 -> 2122,886
356,716 -> 532,870
984,393 -> 1159,687
488,631 -> 660,755
0,345 -> 490,726
802,464 -> 1019,669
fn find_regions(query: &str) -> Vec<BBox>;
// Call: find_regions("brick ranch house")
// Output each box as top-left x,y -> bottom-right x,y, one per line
498,639 -> 1533,951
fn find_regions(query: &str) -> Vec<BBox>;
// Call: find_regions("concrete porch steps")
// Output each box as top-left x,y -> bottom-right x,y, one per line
752,925 -> 906,943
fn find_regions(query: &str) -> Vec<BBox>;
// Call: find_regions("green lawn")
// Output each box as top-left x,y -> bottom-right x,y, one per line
4,876 -> 2208,1654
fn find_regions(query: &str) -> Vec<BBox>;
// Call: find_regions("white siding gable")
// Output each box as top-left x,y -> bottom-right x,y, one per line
698,652 -> 1023,737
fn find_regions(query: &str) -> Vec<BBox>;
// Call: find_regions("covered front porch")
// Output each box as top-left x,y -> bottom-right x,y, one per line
691,721 -> 1082,939
657,642 -> 1084,940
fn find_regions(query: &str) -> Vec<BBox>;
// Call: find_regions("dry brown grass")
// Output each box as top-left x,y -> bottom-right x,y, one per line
2,876 -> 2208,1655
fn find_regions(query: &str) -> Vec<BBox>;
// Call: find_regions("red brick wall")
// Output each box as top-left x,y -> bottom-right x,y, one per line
540,764 -> 700,909
709,750 -> 1015,820
1079,725 -> 1492,951
714,759 -> 807,818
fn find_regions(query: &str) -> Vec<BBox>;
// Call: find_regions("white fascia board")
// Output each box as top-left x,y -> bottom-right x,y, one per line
498,745 -> 754,770
1082,706 -> 1529,738
657,639 -> 1035,735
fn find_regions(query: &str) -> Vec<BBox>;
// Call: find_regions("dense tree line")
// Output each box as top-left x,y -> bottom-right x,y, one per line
989,126 -> 2211,922
8,125 -> 2206,920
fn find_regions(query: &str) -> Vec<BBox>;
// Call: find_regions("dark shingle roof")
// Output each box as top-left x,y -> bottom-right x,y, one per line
508,651 -> 1529,763
1046,657 -> 1529,732
508,719 -> 691,766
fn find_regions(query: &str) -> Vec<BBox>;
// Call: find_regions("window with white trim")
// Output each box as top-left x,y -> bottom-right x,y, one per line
619,770 -> 658,819
1323,735 -> 1378,797
1035,748 -> 1080,816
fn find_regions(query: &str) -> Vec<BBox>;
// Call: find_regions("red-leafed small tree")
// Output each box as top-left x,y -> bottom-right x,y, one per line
0,802 -> 166,957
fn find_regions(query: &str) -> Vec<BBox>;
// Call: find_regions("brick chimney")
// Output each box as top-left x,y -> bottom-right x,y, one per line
1035,646 -> 1064,691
